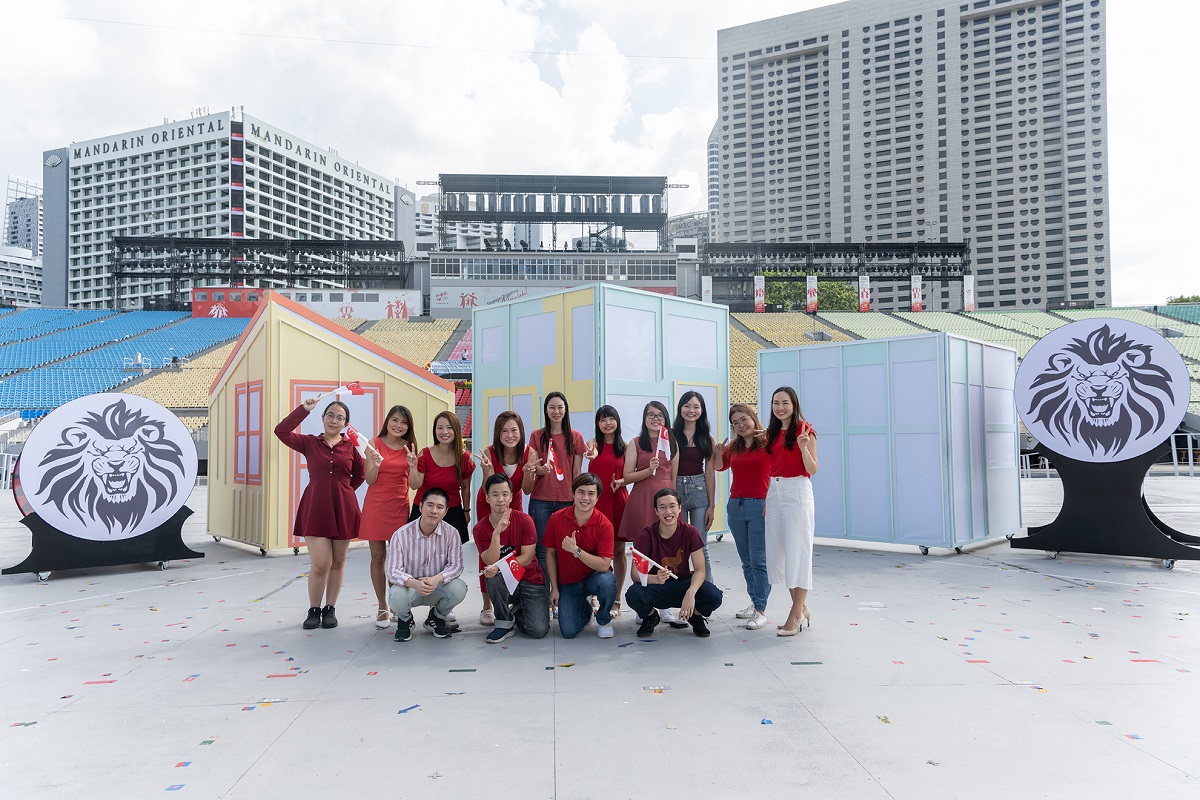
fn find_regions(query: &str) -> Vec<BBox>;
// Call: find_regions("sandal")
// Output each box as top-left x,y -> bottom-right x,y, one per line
374,608 -> 390,629
480,608 -> 495,626
610,602 -> 622,617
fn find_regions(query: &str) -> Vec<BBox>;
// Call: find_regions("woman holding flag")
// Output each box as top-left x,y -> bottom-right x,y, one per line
764,386 -> 818,637
618,401 -> 678,613
527,392 -> 586,580
410,411 -> 476,544
274,395 -> 376,631
582,405 -> 629,616
360,405 -> 420,629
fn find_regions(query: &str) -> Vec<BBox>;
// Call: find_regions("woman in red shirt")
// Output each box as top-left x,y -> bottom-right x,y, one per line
764,386 -> 818,637
360,404 -> 419,628
527,392 -> 586,580
274,397 -> 372,631
619,401 -> 679,607
715,403 -> 772,630
409,411 -> 476,544
472,410 -> 536,625
583,405 -> 629,615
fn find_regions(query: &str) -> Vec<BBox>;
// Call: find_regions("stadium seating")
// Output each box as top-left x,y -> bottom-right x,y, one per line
360,318 -> 460,368
817,311 -> 926,339
1057,307 -> 1200,337
1158,303 -> 1200,326
328,317 -> 366,330
122,342 -> 237,409
728,326 -> 761,405
449,326 -> 473,360
0,310 -> 189,375
733,312 -> 852,347
0,308 -> 117,346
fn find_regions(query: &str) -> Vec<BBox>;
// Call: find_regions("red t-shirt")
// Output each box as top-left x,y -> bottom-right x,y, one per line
543,505 -> 614,586
768,425 -> 815,478
718,444 -> 771,499
528,428 -> 586,502
473,445 -> 531,520
414,448 -> 476,508
472,509 -> 544,586
633,521 -> 706,581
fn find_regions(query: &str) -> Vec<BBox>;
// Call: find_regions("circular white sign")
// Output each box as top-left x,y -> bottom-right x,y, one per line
20,394 -> 198,540
1015,318 -> 1190,463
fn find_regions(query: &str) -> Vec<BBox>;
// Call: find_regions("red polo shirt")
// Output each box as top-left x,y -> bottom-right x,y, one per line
542,505 -> 614,586
472,509 -> 543,586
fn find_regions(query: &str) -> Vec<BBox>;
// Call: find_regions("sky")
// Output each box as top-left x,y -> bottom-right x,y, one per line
0,0 -> 1195,306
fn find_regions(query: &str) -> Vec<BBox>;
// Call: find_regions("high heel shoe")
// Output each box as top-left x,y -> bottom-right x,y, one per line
802,608 -> 812,628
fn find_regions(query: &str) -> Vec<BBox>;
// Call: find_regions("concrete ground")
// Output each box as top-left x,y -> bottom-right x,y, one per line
1,478 -> 1198,799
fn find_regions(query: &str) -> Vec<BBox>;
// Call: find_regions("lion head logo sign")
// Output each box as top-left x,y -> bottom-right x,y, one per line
1016,318 -> 1190,463
20,395 -> 198,540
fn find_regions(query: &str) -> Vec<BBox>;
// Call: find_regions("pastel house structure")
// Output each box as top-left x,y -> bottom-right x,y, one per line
207,293 -> 453,553
757,333 -> 1022,553
471,283 -> 731,532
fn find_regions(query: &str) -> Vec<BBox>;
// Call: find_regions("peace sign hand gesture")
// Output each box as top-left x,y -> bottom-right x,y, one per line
583,439 -> 599,460
476,449 -> 495,479
405,442 -> 419,469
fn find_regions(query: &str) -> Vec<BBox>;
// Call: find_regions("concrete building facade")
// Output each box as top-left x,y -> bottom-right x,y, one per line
715,0 -> 1108,310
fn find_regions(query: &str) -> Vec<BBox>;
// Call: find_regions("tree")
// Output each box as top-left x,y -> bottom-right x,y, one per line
1167,295 -> 1200,304
763,274 -> 858,311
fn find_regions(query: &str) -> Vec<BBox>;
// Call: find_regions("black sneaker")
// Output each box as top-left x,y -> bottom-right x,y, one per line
486,626 -> 516,644
428,614 -> 453,639
303,607 -> 321,630
424,610 -> 460,633
394,616 -> 413,642
320,605 -> 338,629
690,615 -> 710,638
637,609 -> 660,638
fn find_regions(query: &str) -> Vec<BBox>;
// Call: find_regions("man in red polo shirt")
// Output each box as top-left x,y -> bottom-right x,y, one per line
474,474 -> 549,643
543,473 -> 617,639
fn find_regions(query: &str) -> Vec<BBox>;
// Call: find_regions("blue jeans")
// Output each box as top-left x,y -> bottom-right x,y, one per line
677,474 -> 713,582
529,499 -> 572,581
555,571 -> 617,639
728,497 -> 770,612
485,574 -> 550,639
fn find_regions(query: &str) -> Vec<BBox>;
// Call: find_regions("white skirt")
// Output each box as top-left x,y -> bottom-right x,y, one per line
765,476 -> 814,589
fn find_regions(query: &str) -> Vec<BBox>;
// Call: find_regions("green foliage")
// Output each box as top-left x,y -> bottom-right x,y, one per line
763,275 -> 857,311
1167,295 -> 1200,304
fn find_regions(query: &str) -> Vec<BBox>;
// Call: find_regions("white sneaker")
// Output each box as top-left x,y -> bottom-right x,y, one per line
745,611 -> 770,630
634,614 -> 643,625
597,623 -> 614,639
661,608 -> 679,623
735,605 -> 756,620
447,611 -> 457,623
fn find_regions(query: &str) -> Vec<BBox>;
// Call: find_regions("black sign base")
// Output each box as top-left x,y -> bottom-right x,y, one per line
2,507 -> 204,576
1009,441 -> 1200,561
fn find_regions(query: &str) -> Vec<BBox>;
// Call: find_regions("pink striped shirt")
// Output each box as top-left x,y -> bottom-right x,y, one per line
385,518 -> 464,586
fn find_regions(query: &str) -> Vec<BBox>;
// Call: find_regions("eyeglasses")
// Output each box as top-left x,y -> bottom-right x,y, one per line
645,412 -> 665,421
323,413 -> 346,422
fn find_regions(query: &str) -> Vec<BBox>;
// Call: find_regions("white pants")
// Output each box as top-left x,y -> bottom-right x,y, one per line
764,476 -> 814,589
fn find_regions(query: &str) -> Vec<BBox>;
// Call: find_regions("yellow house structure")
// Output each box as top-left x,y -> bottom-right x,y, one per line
207,292 -> 454,554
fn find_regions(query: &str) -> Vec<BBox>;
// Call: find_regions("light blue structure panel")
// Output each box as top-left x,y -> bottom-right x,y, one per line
758,332 -> 1020,552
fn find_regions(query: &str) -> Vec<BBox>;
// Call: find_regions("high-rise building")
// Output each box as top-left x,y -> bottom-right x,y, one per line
707,123 -> 721,243
715,0 -> 1108,310
42,110 -> 400,309
0,245 -> 41,307
4,176 -> 43,256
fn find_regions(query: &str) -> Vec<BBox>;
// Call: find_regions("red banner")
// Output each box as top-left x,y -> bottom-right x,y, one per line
858,275 -> 871,313
806,276 -> 818,313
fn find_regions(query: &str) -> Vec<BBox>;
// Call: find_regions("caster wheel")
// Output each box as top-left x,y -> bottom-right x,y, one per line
157,561 -> 169,570
1006,533 -> 1015,541
919,546 -> 929,556
212,536 -> 222,543
715,534 -> 724,542
954,547 -> 963,555
36,571 -> 50,583
1163,559 -> 1176,570
293,547 -> 300,555
259,548 -> 268,557
1048,551 -> 1058,560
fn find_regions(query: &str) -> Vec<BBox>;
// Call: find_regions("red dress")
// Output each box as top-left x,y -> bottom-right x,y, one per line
358,437 -> 411,541
473,445 -> 531,520
274,405 -> 365,541
587,441 -> 628,539
617,438 -> 674,544
413,448 -> 475,509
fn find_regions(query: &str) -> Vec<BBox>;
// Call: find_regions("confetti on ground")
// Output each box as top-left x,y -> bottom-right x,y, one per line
878,716 -> 891,724
665,724 -> 677,730
166,786 -> 184,791
397,704 -> 420,714
1096,721 -> 1112,726
445,692 -> 465,696
267,674 -> 296,678
448,669 -> 476,673
182,675 -> 200,682
965,660 -> 990,664
367,672 -> 378,676
644,686 -> 669,693
545,666 -> 555,670
927,760 -> 940,767
761,719 -> 773,725
84,680 -> 117,685
175,762 -> 191,768
791,661 -> 822,666
617,642 -> 636,648
724,662 -> 734,666
10,722 -> 37,727
200,739 -> 217,745
556,663 -> 575,668
1130,659 -> 1160,663
1125,734 -> 1143,740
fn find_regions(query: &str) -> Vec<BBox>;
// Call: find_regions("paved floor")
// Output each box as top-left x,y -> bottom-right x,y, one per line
2,479 -> 1198,799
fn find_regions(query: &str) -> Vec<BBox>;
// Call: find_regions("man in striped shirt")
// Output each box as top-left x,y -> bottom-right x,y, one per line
386,488 -> 467,641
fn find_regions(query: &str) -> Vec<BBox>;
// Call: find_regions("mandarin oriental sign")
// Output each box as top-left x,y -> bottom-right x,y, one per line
72,117 -> 227,160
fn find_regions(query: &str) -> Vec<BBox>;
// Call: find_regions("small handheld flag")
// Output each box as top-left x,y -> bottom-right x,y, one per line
652,425 -> 671,475
546,441 -> 565,481
343,425 -> 380,460
630,547 -> 676,586
497,554 -> 525,593
315,381 -> 366,405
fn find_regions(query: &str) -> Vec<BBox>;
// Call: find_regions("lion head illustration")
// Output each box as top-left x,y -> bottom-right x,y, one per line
1026,324 -> 1176,457
33,399 -> 188,535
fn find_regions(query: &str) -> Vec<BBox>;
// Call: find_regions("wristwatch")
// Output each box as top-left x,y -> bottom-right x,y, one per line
573,547 -> 583,559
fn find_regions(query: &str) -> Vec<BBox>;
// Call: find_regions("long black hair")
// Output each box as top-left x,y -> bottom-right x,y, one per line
538,391 -> 575,459
636,401 -> 677,458
765,386 -> 808,453
593,405 -> 626,459
673,391 -> 713,461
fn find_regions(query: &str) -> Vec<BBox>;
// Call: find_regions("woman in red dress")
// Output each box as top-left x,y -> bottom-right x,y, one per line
618,401 -> 678,608
471,410 -> 536,625
409,410 -> 476,542
584,405 -> 628,616
360,404 -> 419,628
274,397 -> 372,630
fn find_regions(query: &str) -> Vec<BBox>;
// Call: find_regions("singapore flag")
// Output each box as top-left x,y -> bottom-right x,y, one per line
497,553 -> 526,593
